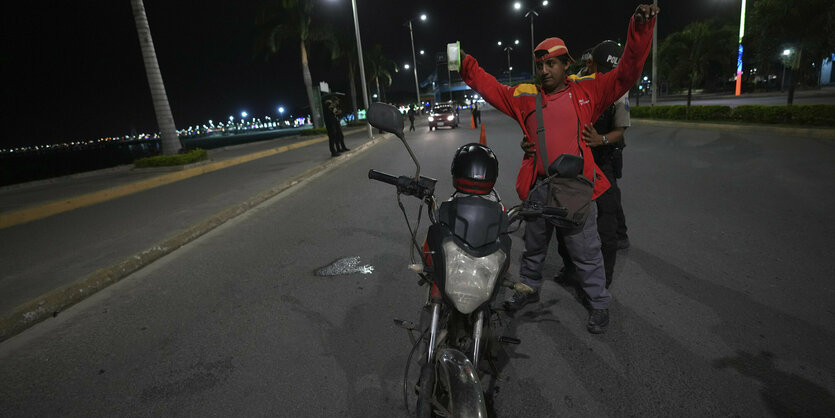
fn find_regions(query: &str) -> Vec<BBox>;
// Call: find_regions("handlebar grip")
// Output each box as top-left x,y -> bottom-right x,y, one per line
368,169 -> 398,186
543,206 -> 568,217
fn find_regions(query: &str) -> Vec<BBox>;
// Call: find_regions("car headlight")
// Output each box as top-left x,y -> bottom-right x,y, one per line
442,241 -> 505,314
447,115 -> 455,121
428,116 -> 434,121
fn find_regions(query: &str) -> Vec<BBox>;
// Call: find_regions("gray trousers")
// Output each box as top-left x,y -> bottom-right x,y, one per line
519,180 -> 611,310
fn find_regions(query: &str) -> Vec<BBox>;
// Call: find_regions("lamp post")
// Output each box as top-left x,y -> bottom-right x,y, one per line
350,0 -> 372,139
407,14 -> 427,109
515,1 -> 549,77
498,39 -> 520,83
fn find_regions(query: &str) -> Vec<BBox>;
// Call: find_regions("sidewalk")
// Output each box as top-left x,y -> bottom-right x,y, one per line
0,126 -> 385,342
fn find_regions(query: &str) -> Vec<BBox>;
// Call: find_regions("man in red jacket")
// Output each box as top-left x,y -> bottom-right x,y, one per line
457,4 -> 658,334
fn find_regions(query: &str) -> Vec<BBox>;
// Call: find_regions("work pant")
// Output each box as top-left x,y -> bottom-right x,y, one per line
328,132 -> 340,155
519,179 -> 611,310
409,119 -> 415,131
556,163 -> 621,288
595,163 -> 620,288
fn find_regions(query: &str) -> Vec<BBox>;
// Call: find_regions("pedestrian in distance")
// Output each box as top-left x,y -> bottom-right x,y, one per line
456,4 -> 659,334
472,102 -> 481,128
408,106 -> 416,131
323,97 -> 348,157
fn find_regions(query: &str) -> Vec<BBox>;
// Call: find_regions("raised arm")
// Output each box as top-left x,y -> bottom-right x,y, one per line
459,53 -> 519,119
592,4 -> 659,118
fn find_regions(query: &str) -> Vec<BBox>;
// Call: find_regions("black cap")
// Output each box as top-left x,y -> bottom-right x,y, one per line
591,40 -> 623,73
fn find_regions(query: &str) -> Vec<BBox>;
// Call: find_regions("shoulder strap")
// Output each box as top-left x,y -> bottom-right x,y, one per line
536,92 -> 549,174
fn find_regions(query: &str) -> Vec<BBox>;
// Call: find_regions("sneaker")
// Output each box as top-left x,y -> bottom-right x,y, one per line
617,238 -> 630,250
587,309 -> 609,334
503,290 -> 540,312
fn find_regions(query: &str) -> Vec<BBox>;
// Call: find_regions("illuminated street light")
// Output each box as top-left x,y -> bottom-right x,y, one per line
350,0 -> 372,139
420,49 -> 425,55
783,49 -> 791,56
517,1 -> 550,76
498,39 -> 519,83
278,106 -> 285,114
404,63 -> 410,70
407,14 -> 428,108
241,111 -> 248,118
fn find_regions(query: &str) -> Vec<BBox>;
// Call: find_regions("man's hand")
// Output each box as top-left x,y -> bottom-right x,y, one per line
520,137 -> 536,157
582,124 -> 603,147
634,4 -> 660,23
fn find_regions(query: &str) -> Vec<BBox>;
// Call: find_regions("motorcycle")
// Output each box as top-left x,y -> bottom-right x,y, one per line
366,102 -> 581,417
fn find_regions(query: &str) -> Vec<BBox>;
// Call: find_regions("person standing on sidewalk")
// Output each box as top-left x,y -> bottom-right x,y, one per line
408,106 -> 416,131
323,98 -> 348,156
457,4 -> 658,334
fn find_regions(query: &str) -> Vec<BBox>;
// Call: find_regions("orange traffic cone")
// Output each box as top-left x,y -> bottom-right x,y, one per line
470,114 -> 476,129
479,123 -> 486,145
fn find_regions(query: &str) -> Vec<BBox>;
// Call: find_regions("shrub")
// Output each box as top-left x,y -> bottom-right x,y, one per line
687,105 -> 732,121
787,104 -> 835,126
633,104 -> 835,127
732,105 -> 790,124
134,148 -> 208,168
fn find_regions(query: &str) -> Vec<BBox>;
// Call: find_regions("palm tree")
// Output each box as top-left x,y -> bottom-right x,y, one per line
659,21 -> 735,114
130,0 -> 180,155
364,44 -> 395,103
255,0 -> 330,128
334,31 -> 360,120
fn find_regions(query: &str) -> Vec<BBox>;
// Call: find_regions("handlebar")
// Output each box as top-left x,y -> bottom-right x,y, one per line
368,169 -> 437,200
508,202 -> 568,223
368,169 -> 398,186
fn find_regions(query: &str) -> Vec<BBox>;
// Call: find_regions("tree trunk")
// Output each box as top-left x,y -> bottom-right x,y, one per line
348,61 -> 358,120
686,78 -> 694,119
787,68 -> 796,105
130,0 -> 180,155
375,78 -> 381,102
301,40 -> 322,128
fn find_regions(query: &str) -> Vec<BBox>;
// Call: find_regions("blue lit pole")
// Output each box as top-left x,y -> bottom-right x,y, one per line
735,0 -> 747,96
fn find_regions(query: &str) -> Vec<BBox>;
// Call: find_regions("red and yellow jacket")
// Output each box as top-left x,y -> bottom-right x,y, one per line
459,15 -> 655,200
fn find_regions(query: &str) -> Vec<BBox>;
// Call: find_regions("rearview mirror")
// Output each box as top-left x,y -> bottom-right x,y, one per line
367,102 -> 404,139
548,154 -> 584,178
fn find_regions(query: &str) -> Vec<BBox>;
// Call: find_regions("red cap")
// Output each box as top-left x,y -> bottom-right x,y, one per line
534,37 -> 575,63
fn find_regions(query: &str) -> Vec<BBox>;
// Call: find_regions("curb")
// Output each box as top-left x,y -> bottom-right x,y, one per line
1,135 -> 333,229
632,118 -> 835,140
0,132 -> 389,343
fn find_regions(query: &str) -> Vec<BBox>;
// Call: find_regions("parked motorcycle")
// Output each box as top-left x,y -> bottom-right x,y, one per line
366,102 -> 580,417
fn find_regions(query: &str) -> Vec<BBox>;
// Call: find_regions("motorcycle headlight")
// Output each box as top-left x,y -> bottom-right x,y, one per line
446,115 -> 455,121
428,116 -> 434,121
442,241 -> 506,314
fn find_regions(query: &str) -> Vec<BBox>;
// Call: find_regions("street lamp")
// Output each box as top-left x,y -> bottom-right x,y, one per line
498,39 -> 520,83
406,14 -> 428,109
515,1 -> 549,76
350,0 -> 372,139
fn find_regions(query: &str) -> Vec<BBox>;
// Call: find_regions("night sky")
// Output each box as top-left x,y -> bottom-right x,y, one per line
1,0 -> 743,149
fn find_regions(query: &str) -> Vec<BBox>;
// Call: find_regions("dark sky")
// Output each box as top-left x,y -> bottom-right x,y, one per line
1,0 -> 742,149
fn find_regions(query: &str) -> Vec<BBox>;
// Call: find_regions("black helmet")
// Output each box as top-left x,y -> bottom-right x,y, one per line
451,143 -> 498,195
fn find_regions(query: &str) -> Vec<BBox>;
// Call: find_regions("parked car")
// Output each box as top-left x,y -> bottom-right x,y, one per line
428,103 -> 459,130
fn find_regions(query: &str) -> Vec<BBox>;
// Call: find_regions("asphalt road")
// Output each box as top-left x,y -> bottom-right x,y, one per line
1,110 -> 834,416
